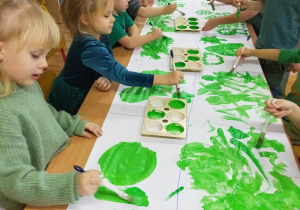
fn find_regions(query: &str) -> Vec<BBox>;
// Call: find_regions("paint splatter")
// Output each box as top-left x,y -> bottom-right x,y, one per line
166,186 -> 184,200
157,0 -> 185,7
98,142 -> 157,186
200,36 -> 227,44
177,126 -> 300,209
205,43 -> 244,57
202,52 -> 224,65
172,91 -> 195,103
147,15 -> 175,32
141,36 -> 174,59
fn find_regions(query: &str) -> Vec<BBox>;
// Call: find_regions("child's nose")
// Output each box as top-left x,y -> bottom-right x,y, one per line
39,57 -> 48,69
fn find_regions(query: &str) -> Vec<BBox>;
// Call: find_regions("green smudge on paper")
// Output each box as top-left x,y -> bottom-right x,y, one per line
203,52 -> 224,65
166,186 -> 184,200
205,43 -> 243,57
166,123 -> 184,135
147,15 -> 175,32
98,142 -> 157,186
94,186 -> 149,207
172,91 -> 195,103
200,36 -> 227,44
147,109 -> 165,119
141,36 -> 174,59
169,99 -> 185,109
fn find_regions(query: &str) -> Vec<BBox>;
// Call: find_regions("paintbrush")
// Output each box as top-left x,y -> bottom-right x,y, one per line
168,3 -> 185,15
236,2 -> 241,17
148,22 -> 167,39
73,165 -> 134,203
209,0 -> 215,11
229,34 -> 251,73
170,50 -> 181,98
256,87 -> 279,149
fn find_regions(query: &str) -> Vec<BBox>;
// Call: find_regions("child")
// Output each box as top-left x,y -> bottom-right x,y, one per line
0,0 -> 103,209
236,47 -> 300,145
108,0 -> 163,48
49,0 -> 183,115
127,0 -> 177,21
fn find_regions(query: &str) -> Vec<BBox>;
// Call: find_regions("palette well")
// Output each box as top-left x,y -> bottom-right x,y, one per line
175,16 -> 200,31
170,47 -> 204,72
141,97 -> 187,139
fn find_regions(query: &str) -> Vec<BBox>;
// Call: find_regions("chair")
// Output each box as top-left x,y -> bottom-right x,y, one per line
46,33 -> 67,62
37,70 -> 57,101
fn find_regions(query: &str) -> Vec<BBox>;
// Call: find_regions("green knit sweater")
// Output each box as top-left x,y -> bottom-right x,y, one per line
0,82 -> 87,209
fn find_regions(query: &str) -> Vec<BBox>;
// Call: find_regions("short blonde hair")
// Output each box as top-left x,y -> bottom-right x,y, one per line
61,0 -> 111,36
0,0 -> 60,97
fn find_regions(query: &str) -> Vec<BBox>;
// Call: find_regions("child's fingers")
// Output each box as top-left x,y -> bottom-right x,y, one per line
83,131 -> 92,138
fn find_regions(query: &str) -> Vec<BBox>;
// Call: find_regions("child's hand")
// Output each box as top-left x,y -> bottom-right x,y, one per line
77,170 -> 102,196
264,99 -> 297,118
236,47 -> 252,60
83,122 -> 103,138
288,63 -> 300,73
164,3 -> 177,14
202,17 -> 221,31
166,71 -> 184,85
141,0 -> 148,7
233,0 -> 247,9
150,28 -> 162,40
95,77 -> 111,92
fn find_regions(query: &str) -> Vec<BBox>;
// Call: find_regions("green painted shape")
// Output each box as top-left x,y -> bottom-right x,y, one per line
94,186 -> 149,206
205,43 -> 244,57
172,91 -> 195,103
187,49 -> 199,54
166,186 -> 184,200
202,52 -> 224,65
188,17 -> 198,21
196,10 -> 213,15
259,152 -> 287,173
188,56 -> 200,61
207,120 -> 216,132
141,36 -> 174,59
177,25 -> 187,29
166,123 -> 184,135
147,109 -> 165,119
119,70 -> 173,103
200,36 -> 227,44
98,142 -> 157,186
168,100 -> 185,109
189,21 -> 198,25
175,62 -> 186,68
189,26 -> 199,30
157,0 -> 184,7
147,15 -> 175,32
227,126 -> 249,139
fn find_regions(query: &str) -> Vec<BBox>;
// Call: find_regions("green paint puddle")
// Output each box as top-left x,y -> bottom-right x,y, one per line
172,91 -> 195,103
94,186 -> 149,207
147,15 -> 175,32
141,36 -> 174,59
169,100 -> 185,109
189,21 -> 198,25
200,36 -> 227,44
175,62 -> 186,68
177,25 -> 187,29
205,43 -> 244,57
166,123 -> 184,135
188,17 -> 197,21
189,26 -> 199,30
98,142 -> 157,185
147,109 -> 165,119
188,56 -> 200,61
187,49 -> 199,54
177,126 -> 300,209
203,52 -> 224,65
166,186 -> 184,200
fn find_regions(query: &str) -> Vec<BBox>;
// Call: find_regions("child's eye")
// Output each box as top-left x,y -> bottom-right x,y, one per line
31,54 -> 40,59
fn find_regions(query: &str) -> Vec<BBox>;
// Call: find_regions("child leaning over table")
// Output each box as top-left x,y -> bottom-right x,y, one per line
49,0 -> 183,115
237,48 -> 300,145
108,0 -> 163,48
0,0 -> 103,209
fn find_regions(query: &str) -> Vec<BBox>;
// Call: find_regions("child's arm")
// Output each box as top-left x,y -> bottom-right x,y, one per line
265,99 -> 300,130
137,3 -> 177,18
236,48 -> 281,61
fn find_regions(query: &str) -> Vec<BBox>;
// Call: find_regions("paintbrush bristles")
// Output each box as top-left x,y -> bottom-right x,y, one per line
256,133 -> 265,148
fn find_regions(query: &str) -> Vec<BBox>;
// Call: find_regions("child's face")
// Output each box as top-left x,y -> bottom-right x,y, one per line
0,38 -> 49,87
114,0 -> 129,13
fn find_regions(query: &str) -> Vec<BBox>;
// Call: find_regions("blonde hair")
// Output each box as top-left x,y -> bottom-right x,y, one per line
0,0 -> 60,98
61,0 -> 111,36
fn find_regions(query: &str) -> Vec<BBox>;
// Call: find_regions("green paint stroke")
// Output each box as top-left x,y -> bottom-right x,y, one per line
205,43 -> 244,57
259,152 -> 287,173
169,99 -> 185,109
119,70 -> 173,103
207,120 -> 216,132
98,142 -> 157,186
166,123 -> 184,135
166,186 -> 184,200
200,36 -> 227,44
147,15 -> 175,32
157,0 -> 184,7
227,126 -> 249,139
141,36 -> 174,59
172,91 -> 195,103
196,10 -> 213,15
95,186 -> 149,207
202,52 -> 224,65
147,109 -> 165,119
177,126 -> 300,209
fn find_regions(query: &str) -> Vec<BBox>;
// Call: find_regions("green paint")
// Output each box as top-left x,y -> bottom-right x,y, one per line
200,36 -> 227,44
166,186 -> 184,200
177,126 -> 300,209
172,91 -> 195,103
227,126 -> 249,139
147,109 -> 165,119
98,142 -> 157,185
189,26 -> 199,30
166,123 -> 184,135
168,100 -> 185,109
147,16 -> 175,32
196,10 -> 213,15
205,43 -> 244,57
177,25 -> 187,29
175,62 -> 185,68
157,0 -> 184,7
259,152 -> 287,173
187,56 -> 200,61
188,17 -> 198,21
207,120 -> 216,132
202,52 -> 224,65
187,49 -> 199,54
189,21 -> 198,25
119,70 -> 173,103
94,186 -> 149,207
141,36 -> 174,59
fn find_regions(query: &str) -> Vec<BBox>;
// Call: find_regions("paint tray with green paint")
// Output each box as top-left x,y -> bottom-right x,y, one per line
141,96 -> 187,139
175,16 -> 200,31
170,47 -> 204,71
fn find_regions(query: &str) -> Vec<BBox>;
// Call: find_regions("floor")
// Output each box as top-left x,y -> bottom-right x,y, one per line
46,23 -> 300,165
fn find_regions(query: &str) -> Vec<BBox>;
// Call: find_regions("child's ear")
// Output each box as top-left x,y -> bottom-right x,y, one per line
80,14 -> 90,26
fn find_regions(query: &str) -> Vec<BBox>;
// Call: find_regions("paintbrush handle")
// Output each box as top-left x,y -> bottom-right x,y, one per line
233,45 -> 246,68
101,178 -> 127,198
261,113 -> 271,133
